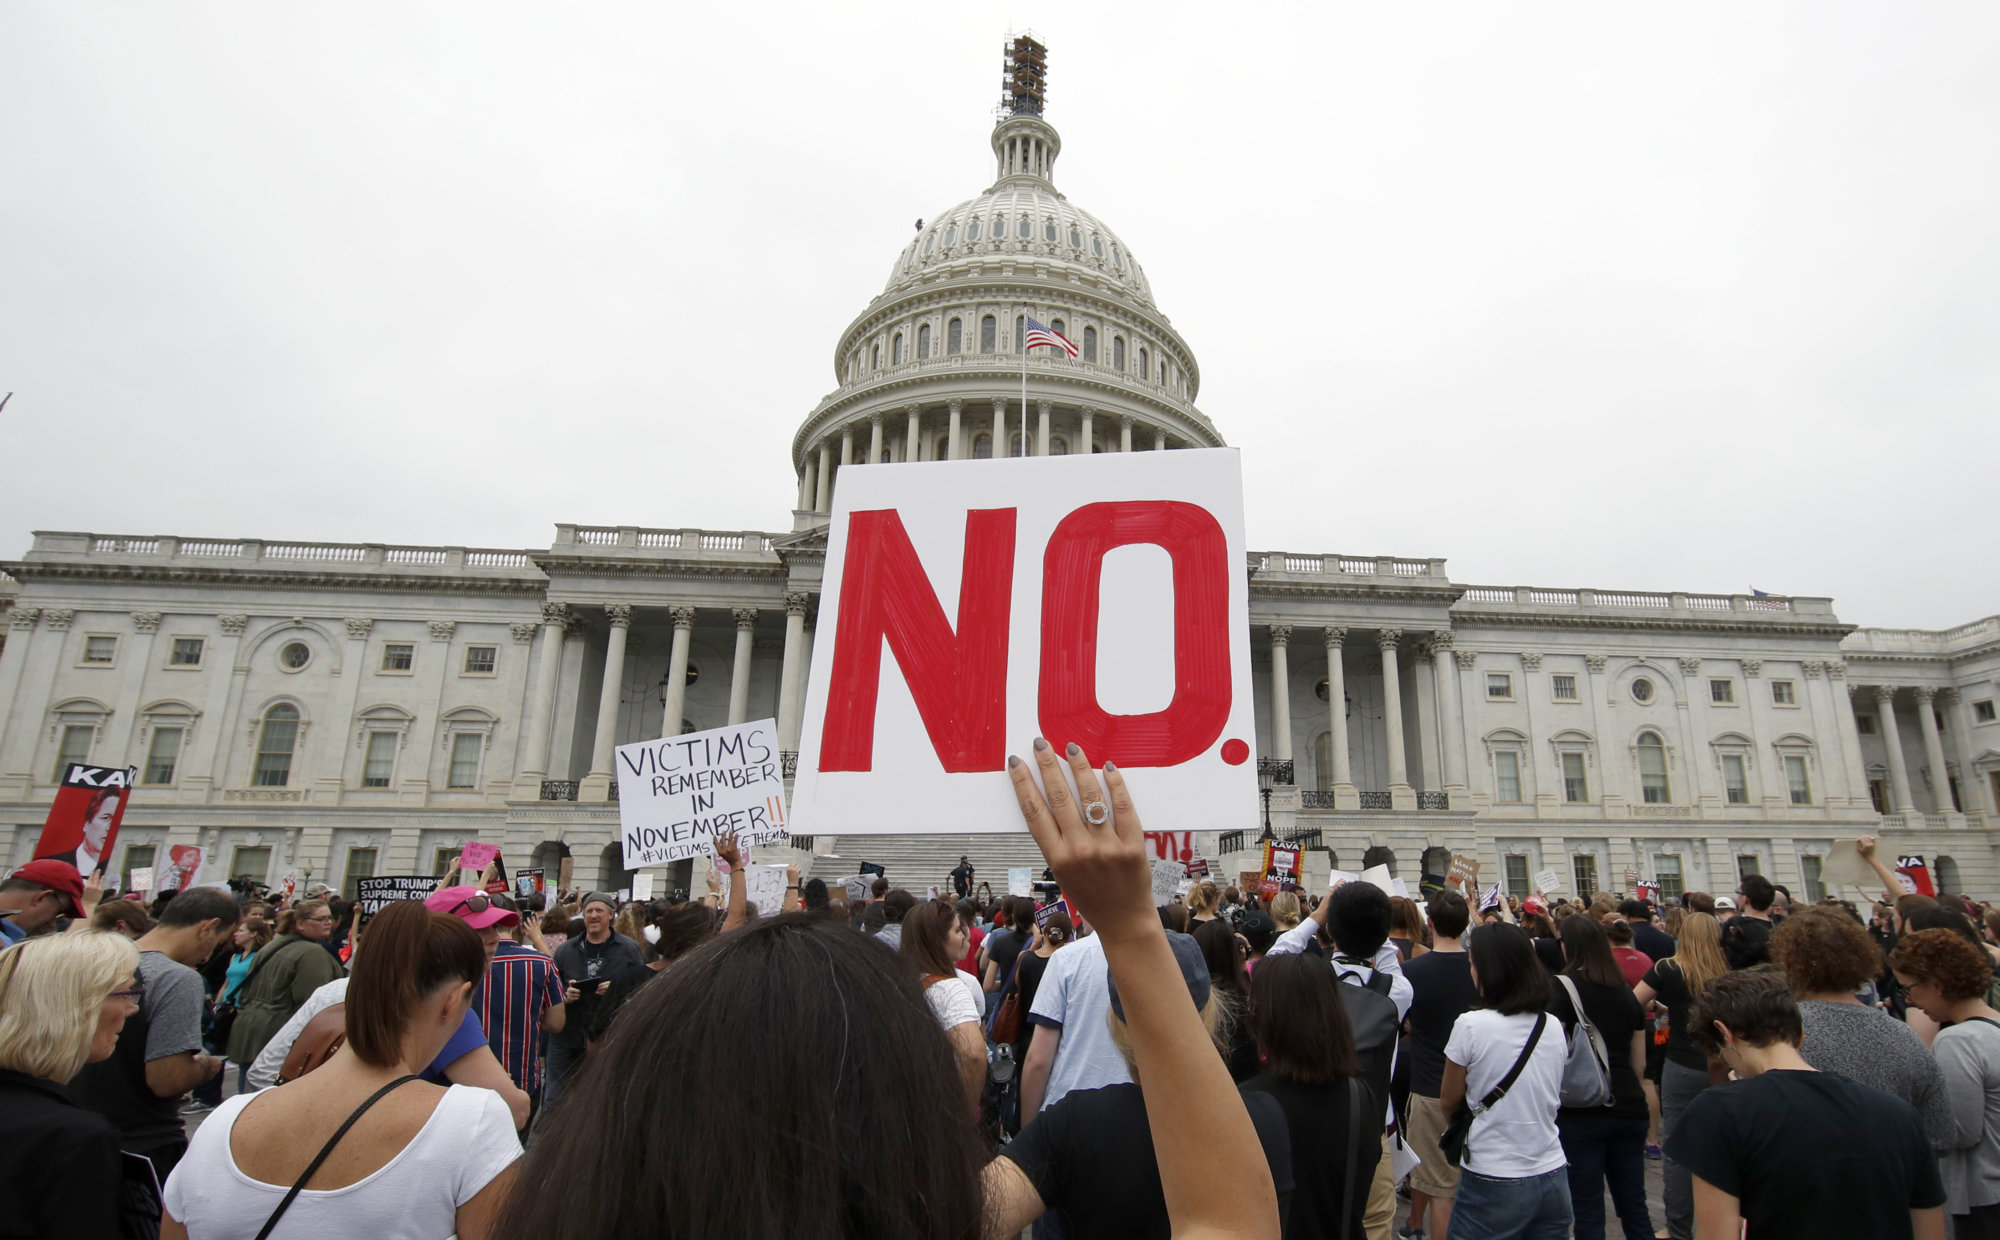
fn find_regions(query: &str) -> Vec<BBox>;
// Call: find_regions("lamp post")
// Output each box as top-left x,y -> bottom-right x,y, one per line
1260,786 -> 1274,843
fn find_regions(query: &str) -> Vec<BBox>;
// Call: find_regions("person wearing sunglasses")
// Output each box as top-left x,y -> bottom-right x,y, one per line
225,897 -> 344,1074
0,931 -> 144,1240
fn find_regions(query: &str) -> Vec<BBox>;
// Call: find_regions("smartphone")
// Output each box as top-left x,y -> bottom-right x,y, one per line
572,977 -> 603,995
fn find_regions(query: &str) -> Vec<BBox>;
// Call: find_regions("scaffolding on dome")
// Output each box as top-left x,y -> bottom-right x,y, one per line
1002,34 -> 1047,116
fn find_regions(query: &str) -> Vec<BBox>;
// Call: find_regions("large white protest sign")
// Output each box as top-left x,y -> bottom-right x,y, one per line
1008,867 -> 1033,898
616,719 -> 789,868
790,449 -> 1257,836
1151,859 -> 1187,907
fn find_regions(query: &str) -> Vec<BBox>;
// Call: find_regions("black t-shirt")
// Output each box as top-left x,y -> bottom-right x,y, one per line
1639,959 -> 1707,1071
1402,951 -> 1478,1097
553,933 -> 645,1047
1632,921 -> 1676,963
1666,1070 -> 1945,1239
950,864 -> 974,895
1533,935 -> 1565,974
1005,1082 -> 1293,1240
1011,951 -> 1052,1053
1243,1073 -> 1379,1240
1549,974 -> 1649,1117
987,928 -> 1026,986
1721,915 -> 1775,970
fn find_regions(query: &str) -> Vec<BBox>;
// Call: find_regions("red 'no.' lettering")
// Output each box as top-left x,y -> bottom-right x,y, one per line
1039,500 -> 1232,766
819,508 -> 1017,772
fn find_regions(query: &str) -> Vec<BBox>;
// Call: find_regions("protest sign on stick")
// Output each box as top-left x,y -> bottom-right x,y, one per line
631,873 -> 655,902
790,449 -> 1257,836
456,842 -> 499,878
129,867 -> 155,896
1151,859 -> 1187,907
32,764 -> 137,878
157,845 -> 206,895
1534,868 -> 1564,896
1448,854 -> 1480,889
1008,867 -> 1033,898
616,719 -> 789,869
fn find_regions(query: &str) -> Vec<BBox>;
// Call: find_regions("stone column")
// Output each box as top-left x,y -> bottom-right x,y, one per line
1876,685 -> 1917,815
993,397 -> 1008,457
1913,687 -> 1952,814
516,602 -> 567,786
1942,688 -> 1991,813
1267,626 -> 1293,763
795,463 -> 814,512
582,604 -> 633,800
948,398 -> 963,460
1154,429 -> 1167,451
1079,407 -> 1094,454
814,444 -> 833,513
1037,400 -> 1052,456
1120,415 -> 1133,453
838,429 -> 853,499
1429,630 -> 1469,803
727,609 -> 758,725
1380,630 -> 1414,809
1322,628 -> 1355,807
1829,663 -> 1868,809
776,592 -> 811,751
906,404 -> 922,463
660,607 -> 696,738
867,414 -> 883,465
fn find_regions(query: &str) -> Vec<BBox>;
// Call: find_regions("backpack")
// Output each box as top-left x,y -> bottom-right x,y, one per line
1333,959 -> 1399,1114
1553,975 -> 1614,1108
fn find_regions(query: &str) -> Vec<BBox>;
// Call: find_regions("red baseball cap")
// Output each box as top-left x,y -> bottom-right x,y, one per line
1522,895 -> 1547,916
12,859 -> 86,918
425,885 -> 520,931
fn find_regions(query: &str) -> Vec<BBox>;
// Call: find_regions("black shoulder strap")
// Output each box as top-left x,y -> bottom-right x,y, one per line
1963,1017 -> 2000,1033
1340,1074 -> 1366,1240
253,1074 -> 422,1240
1477,1013 -> 1547,1112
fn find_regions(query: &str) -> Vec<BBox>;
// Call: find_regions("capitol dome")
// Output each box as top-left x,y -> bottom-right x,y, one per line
788,37 -> 1221,528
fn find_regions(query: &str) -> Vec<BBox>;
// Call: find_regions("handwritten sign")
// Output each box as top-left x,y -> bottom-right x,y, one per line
616,719 -> 789,868
790,449 -> 1257,836
1534,868 -> 1564,896
129,866 -> 154,895
1008,867 -> 1033,898
457,842 -> 499,876
1448,854 -> 1480,888
726,864 -> 789,917
355,876 -> 440,923
631,873 -> 655,902
1151,859 -> 1187,907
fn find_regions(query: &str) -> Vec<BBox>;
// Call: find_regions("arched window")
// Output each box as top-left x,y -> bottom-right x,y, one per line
255,705 -> 299,787
917,324 -> 931,360
967,219 -> 980,241
1138,348 -> 1149,380
871,344 -> 880,371
1051,318 -> 1065,336
980,315 -> 996,353
1044,219 -> 1057,242
1936,856 -> 1963,895
943,224 -> 956,246
1015,315 -> 1026,354
1069,226 -> 1082,248
935,434 -> 951,460
973,433 -> 993,459
947,319 -> 963,354
1112,243 -> 1124,269
891,333 -> 903,365
1049,436 -> 1069,456
1113,336 -> 1126,371
1637,732 -> 1670,804
1082,326 -> 1097,363
1018,216 -> 1031,239
922,233 -> 935,257
1091,235 -> 1104,258
880,448 -> 893,464
1010,432 -> 1028,457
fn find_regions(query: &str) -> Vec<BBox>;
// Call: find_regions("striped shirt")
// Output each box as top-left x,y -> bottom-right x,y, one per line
477,940 -> 565,1094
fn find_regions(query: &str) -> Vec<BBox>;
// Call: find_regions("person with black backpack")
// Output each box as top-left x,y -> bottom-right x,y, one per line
1439,924 -> 1570,1238
1267,878 -> 1409,1240
1549,914 -> 1654,1240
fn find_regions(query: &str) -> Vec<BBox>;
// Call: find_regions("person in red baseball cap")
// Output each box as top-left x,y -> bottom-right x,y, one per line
0,858 -> 92,945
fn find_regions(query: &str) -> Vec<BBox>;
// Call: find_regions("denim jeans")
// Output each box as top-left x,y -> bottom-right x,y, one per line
1446,1167 -> 1573,1240
544,1040 -> 586,1110
1559,1110 -> 1655,1240
1659,1059 -> 1713,1240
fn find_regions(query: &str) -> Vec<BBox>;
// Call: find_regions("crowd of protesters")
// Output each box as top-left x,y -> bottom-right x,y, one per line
3,784 -> 1998,1240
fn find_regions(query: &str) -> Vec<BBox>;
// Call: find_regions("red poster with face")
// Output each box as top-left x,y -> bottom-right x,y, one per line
32,764 -> 137,878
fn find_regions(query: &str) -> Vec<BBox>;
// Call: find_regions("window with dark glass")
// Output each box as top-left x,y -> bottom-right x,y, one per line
980,316 -> 996,353
255,706 -> 299,787
947,319 -> 963,354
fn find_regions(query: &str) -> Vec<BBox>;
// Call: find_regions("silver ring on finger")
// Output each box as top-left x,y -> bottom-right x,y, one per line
1081,800 -> 1110,826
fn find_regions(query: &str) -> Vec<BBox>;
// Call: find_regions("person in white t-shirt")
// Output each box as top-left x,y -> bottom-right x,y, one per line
901,899 -> 986,1112
162,902 -> 520,1240
1021,924 -> 1133,1118
1440,923 -> 1571,1239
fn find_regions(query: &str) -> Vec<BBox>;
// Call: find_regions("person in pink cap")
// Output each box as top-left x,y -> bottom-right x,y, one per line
426,885 -> 521,966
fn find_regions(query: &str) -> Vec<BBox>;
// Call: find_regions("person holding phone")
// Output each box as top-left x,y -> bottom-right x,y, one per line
548,890 -> 643,1108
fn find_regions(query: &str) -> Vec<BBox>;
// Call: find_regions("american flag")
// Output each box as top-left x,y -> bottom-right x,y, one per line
1022,316 -> 1079,357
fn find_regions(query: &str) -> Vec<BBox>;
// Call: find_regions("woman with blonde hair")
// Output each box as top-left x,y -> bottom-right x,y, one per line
1186,879 -> 1223,927
1635,911 -> 1727,1240
1268,890 -> 1302,932
0,932 -> 143,1237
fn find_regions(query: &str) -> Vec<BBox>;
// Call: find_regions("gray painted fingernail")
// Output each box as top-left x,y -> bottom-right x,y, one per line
1008,755 -> 1022,769
1066,742 -> 1081,758
1033,737 -> 1050,752
1103,761 -> 1117,773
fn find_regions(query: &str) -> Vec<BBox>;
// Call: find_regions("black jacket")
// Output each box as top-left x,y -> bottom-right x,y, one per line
0,1069 -> 124,1240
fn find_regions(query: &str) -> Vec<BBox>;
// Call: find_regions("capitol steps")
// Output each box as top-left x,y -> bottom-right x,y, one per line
788,833 -> 1053,898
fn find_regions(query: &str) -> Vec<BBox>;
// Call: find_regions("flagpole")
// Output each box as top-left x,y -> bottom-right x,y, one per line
1020,308 -> 1028,456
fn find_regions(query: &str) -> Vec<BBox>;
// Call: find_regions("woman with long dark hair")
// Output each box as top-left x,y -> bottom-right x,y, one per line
1193,916 -> 1260,1081
903,899 -> 987,1110
1440,924 -> 1570,1238
163,901 -> 517,1239
1549,914 -> 1653,1240
1245,952 -> 1379,1239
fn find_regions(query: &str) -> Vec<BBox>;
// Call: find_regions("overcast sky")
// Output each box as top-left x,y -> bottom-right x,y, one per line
3,4 -> 1994,629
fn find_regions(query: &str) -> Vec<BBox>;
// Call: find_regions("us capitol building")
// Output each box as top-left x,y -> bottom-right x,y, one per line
4,40 -> 1997,903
